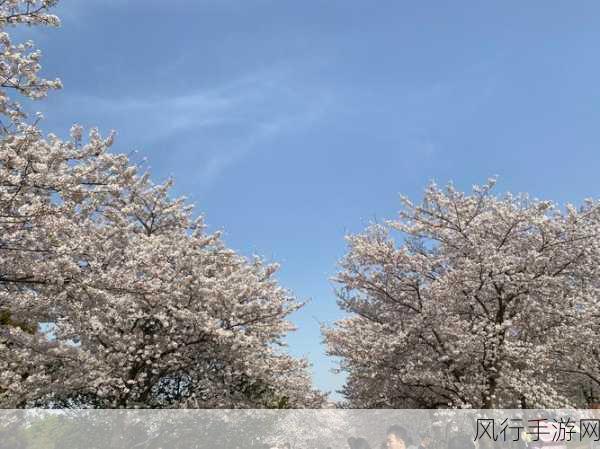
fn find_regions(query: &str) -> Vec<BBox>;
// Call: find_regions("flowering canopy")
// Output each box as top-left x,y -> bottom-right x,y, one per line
325,180 -> 600,408
0,0 -> 324,408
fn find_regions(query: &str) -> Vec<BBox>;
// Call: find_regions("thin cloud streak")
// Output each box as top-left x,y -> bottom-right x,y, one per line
38,63 -> 336,189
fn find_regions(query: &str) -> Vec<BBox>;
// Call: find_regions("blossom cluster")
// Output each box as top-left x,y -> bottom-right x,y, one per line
325,179 -> 600,408
0,0 -> 324,408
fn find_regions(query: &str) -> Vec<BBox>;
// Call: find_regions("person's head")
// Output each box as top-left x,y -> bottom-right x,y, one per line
386,426 -> 409,449
419,432 -> 432,448
348,437 -> 372,449
447,435 -> 475,449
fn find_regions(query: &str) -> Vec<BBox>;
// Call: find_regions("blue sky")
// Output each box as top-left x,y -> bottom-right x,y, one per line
20,0 -> 600,397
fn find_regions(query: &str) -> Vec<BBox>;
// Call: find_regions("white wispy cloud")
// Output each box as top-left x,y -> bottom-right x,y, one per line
45,63 -> 335,188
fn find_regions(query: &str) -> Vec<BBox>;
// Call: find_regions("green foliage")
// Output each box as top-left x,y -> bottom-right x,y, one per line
238,374 -> 291,409
0,309 -> 36,334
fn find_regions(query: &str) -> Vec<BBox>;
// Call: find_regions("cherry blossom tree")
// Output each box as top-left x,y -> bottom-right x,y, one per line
0,0 -> 61,132
325,179 -> 600,408
263,409 -> 351,449
0,0 -> 324,408
38,173 -> 324,408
